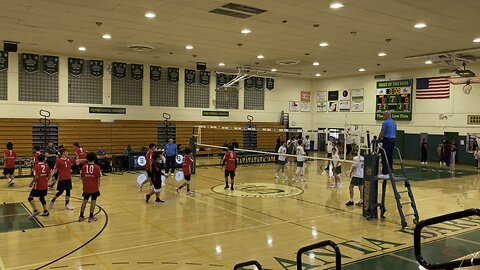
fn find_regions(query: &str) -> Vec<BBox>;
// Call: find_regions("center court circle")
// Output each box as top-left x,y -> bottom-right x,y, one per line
211,183 -> 304,198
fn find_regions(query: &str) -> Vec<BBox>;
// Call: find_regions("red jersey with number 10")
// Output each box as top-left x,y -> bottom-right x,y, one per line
81,163 -> 101,193
55,157 -> 72,181
223,151 -> 238,171
3,149 -> 17,169
182,155 -> 193,175
33,162 -> 50,190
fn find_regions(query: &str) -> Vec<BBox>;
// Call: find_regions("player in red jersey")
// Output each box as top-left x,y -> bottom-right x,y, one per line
145,153 -> 166,203
3,142 -> 17,187
48,148 -> 74,210
139,143 -> 155,192
79,152 -> 102,222
222,145 -> 238,190
31,145 -> 42,176
73,142 -> 87,165
28,154 -> 50,218
176,148 -> 194,195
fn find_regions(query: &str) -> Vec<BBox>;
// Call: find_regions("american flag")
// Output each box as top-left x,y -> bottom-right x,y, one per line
415,76 -> 450,99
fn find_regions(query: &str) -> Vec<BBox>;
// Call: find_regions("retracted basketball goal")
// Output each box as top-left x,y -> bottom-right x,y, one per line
448,69 -> 480,94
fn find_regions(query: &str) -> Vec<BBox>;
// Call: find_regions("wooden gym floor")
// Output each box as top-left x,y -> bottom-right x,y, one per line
0,155 -> 479,270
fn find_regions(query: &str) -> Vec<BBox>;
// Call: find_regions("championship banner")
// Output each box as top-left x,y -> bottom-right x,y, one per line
216,73 -> 227,86
43,55 -> 59,75
266,78 -> 275,90
22,53 -> 39,73
0,52 -> 8,71
199,71 -> 210,85
185,69 -> 196,84
131,64 -> 143,80
68,58 -> 84,77
228,74 -> 239,86
89,60 -> 103,77
112,62 -> 127,79
150,66 -> 161,82
255,77 -> 264,90
168,67 -> 179,82
244,77 -> 254,89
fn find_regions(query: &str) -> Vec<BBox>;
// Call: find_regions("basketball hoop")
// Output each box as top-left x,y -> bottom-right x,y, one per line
448,76 -> 480,95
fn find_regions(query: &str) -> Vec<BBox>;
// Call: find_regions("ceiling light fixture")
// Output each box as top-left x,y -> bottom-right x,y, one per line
319,42 -> 330,47
218,62 -> 225,66
271,68 -> 277,72
257,54 -> 264,59
424,58 -> 432,64
378,52 -> 387,57
145,12 -> 157,18
102,34 -> 111,39
414,22 -> 427,29
329,2 -> 344,9
78,46 -> 86,51
313,62 -> 320,66
315,73 -> 321,77
185,45 -> 194,50
358,68 -> 366,72
241,28 -> 251,34
473,37 -> 480,43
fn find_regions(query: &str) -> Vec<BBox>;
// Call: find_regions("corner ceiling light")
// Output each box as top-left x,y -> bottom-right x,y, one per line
257,54 -> 264,59
102,34 -> 111,39
78,46 -> 86,51
358,68 -> 366,72
315,73 -> 321,77
414,22 -> 427,29
313,62 -> 320,66
425,58 -> 432,64
329,2 -> 344,9
378,52 -> 387,57
473,37 -> 480,43
145,12 -> 156,18
271,68 -> 277,72
185,45 -> 194,50
241,28 -> 251,34
319,42 -> 329,47
218,62 -> 225,66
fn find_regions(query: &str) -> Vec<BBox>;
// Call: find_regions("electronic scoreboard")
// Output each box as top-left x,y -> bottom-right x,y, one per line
375,79 -> 413,120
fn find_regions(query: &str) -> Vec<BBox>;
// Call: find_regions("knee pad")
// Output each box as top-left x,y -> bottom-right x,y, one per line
28,197 -> 33,202
154,188 -> 161,193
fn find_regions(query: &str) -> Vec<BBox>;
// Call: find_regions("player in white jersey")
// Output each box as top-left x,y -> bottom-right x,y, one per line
346,150 -> 364,206
331,147 -> 342,188
292,140 -> 306,181
275,141 -> 288,181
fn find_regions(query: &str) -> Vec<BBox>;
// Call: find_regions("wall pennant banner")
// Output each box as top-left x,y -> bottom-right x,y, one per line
200,71 -> 210,85
150,66 -> 161,82
0,51 -> 8,71
90,60 -> 103,77
43,55 -> 59,75
216,73 -> 227,86
228,74 -> 239,86
112,62 -> 127,79
255,77 -> 265,90
266,78 -> 275,90
168,67 -> 179,82
22,53 -> 39,73
131,64 -> 144,80
185,69 -> 196,84
244,77 -> 254,89
68,58 -> 84,77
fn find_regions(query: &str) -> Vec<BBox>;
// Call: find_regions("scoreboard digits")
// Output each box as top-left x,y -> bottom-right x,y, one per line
375,80 -> 413,120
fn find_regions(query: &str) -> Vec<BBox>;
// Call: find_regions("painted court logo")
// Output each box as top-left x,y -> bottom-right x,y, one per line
212,183 -> 303,198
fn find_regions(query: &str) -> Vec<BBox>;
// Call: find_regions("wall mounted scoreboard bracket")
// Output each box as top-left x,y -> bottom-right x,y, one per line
375,79 -> 413,120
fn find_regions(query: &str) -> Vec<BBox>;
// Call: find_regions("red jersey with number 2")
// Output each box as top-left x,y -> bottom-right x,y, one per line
223,151 -> 238,171
3,149 -> 16,169
55,157 -> 72,181
33,162 -> 50,190
81,163 -> 101,193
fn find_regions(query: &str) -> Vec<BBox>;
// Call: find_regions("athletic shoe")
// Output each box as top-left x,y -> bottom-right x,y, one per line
65,204 -> 74,210
224,185 -> 229,189
345,201 -> 354,206
377,174 -> 389,179
291,177 -> 296,182
330,184 -> 337,188
176,187 -> 180,195
282,174 -> 287,179
28,211 -> 39,219
275,174 -> 279,179
40,211 -> 49,216
88,216 -> 98,223
425,162 -> 428,165
78,216 -> 86,222
145,194 -> 151,203
49,200 -> 55,209
8,181 -> 14,187
355,202 -> 363,207
230,186 -> 234,191
421,162 -> 424,165
155,198 -> 165,203
301,177 -> 306,182
186,191 -> 193,196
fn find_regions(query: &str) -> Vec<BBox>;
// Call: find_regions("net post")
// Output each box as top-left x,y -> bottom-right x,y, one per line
190,135 -> 197,174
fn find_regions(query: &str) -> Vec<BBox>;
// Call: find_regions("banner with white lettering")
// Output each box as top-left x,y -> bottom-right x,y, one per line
131,64 -> 143,80
112,62 -> 127,79
43,55 -> 59,75
168,67 -> 179,82
0,52 -> 8,71
244,77 -> 254,89
22,53 -> 39,73
89,60 -> 103,77
255,77 -> 264,90
216,73 -> 227,86
185,69 -> 196,84
199,71 -> 210,85
266,78 -> 275,90
150,66 -> 161,82
68,58 -> 84,77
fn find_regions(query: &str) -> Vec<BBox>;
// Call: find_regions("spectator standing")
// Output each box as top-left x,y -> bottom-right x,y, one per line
420,139 -> 428,164
164,139 -> 177,176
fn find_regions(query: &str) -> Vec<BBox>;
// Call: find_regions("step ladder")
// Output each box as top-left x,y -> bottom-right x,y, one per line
378,146 -> 420,229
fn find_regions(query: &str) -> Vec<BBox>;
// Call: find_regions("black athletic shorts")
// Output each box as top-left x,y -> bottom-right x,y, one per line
82,191 -> 100,201
30,189 -> 47,197
152,179 -> 162,190
224,170 -> 235,179
57,179 -> 72,191
184,174 -> 191,182
147,170 -> 152,178
3,168 -> 15,176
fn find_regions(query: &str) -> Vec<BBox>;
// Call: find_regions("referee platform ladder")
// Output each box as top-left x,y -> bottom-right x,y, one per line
378,146 -> 420,229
